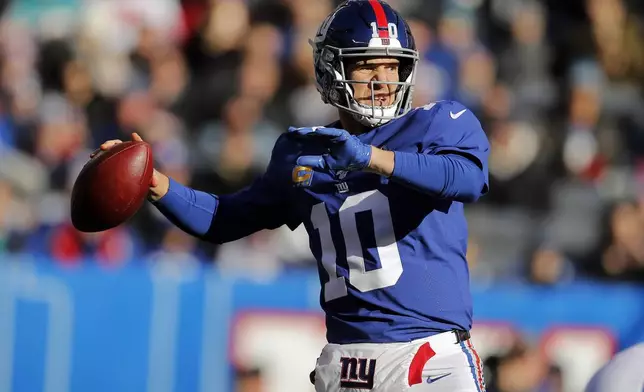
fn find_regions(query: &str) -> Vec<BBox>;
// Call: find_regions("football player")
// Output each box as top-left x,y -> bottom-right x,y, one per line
97,1 -> 489,390
585,343 -> 644,392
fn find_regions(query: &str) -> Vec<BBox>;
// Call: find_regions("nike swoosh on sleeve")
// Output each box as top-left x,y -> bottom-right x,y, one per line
450,109 -> 467,119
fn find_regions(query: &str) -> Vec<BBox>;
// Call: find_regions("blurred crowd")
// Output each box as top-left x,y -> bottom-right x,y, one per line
0,0 -> 643,287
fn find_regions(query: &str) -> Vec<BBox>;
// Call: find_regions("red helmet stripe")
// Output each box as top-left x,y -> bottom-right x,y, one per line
368,0 -> 389,38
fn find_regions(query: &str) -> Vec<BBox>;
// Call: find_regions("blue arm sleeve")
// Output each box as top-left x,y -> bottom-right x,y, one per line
397,101 -> 490,202
152,178 -> 219,238
391,152 -> 486,203
153,176 -> 300,244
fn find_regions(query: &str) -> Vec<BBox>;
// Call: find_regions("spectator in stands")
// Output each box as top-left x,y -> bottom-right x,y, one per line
483,340 -> 550,392
0,178 -> 23,254
234,366 -> 265,392
583,199 -> 644,282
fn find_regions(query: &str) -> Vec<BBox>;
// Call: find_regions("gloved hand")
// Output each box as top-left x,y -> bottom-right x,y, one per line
288,126 -> 372,171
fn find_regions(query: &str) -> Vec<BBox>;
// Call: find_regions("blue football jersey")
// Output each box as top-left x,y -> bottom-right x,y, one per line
215,100 -> 489,344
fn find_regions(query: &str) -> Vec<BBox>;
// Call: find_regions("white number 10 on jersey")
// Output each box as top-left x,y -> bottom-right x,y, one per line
310,190 -> 403,302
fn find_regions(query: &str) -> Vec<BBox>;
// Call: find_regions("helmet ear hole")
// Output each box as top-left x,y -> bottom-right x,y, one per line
399,59 -> 414,82
329,88 -> 342,103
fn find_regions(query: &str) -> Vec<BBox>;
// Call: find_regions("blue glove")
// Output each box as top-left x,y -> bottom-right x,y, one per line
288,126 -> 372,171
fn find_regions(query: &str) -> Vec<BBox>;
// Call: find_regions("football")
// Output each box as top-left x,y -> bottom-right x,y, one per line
71,141 -> 154,233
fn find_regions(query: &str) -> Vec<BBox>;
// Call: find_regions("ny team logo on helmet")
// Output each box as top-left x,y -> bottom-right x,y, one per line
310,0 -> 419,127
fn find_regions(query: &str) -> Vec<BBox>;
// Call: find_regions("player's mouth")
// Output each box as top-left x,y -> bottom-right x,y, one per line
358,93 -> 394,107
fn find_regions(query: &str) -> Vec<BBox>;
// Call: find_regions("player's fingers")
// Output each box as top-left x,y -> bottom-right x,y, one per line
289,128 -> 347,148
289,129 -> 338,147
296,155 -> 326,170
288,126 -> 316,136
288,126 -> 331,136
150,169 -> 159,187
100,140 -> 123,150
311,127 -> 344,139
132,132 -> 143,142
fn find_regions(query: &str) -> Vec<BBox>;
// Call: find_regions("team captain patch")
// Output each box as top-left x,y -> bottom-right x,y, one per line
292,165 -> 314,187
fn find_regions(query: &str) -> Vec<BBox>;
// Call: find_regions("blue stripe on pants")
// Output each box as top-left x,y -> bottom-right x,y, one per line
459,341 -> 482,392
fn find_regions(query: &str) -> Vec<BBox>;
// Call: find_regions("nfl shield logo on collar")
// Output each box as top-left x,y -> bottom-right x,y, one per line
292,166 -> 314,187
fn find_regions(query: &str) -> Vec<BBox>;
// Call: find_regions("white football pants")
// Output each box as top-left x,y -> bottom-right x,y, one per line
313,330 -> 486,392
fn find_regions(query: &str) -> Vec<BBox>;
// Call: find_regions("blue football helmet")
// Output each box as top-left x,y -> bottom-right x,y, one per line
311,0 -> 419,127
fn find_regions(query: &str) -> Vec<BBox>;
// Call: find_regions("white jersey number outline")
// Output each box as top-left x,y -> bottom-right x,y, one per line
310,190 -> 403,302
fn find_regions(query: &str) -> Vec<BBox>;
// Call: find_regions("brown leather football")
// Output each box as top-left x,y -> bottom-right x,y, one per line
71,141 -> 154,232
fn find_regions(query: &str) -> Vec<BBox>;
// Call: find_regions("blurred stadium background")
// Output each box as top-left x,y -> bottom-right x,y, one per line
0,0 -> 643,391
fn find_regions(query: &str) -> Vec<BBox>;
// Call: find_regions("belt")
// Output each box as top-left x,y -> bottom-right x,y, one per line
453,329 -> 471,343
